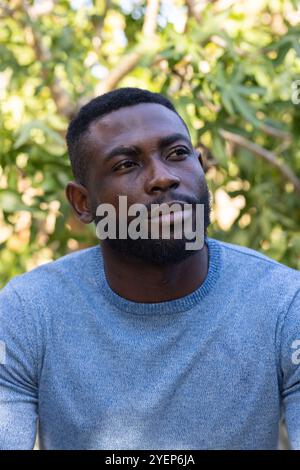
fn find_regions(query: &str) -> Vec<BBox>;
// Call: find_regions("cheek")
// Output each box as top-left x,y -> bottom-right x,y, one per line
183,160 -> 205,185
94,179 -> 139,211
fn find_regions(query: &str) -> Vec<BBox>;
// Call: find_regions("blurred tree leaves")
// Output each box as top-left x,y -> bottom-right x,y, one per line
0,0 -> 299,286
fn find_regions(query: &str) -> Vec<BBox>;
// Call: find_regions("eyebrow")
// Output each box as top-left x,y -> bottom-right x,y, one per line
103,133 -> 192,163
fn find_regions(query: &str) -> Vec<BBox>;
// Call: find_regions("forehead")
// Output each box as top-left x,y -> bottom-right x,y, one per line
87,102 -> 190,150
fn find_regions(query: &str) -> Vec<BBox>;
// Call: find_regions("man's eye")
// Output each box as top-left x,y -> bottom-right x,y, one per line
113,160 -> 137,171
167,148 -> 190,159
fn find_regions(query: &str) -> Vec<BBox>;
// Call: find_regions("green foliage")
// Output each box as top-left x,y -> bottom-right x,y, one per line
0,0 -> 299,286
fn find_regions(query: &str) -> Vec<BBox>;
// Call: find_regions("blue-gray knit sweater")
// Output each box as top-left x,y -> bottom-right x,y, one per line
0,237 -> 300,449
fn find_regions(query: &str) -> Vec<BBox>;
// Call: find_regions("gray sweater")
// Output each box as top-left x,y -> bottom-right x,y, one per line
0,237 -> 300,449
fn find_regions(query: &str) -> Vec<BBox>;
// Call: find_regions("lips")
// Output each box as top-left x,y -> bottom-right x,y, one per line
147,201 -> 193,223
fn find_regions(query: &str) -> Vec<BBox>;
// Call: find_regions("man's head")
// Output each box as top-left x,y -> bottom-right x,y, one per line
67,88 -> 195,186
66,87 -> 211,265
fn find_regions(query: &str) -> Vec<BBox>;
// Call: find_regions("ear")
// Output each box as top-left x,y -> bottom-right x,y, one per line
65,181 -> 94,224
197,151 -> 204,168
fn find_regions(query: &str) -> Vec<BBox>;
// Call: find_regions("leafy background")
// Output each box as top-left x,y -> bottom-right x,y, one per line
0,0 -> 299,450
0,0 -> 299,288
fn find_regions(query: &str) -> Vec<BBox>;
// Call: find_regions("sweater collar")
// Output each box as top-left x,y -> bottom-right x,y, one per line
92,236 -> 221,315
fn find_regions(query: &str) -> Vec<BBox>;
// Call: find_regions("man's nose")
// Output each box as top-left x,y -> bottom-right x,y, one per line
144,160 -> 180,194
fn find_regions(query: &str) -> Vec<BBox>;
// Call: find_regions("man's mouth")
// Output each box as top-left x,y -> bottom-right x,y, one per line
147,201 -> 193,225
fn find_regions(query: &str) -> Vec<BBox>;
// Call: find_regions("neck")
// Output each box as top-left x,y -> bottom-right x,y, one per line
100,240 -> 209,303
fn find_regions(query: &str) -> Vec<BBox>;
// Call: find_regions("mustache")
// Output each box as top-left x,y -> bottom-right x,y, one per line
143,193 -> 206,211
92,189 -> 211,224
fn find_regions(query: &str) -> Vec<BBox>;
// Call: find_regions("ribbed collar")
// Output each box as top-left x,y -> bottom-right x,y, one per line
91,237 -> 222,315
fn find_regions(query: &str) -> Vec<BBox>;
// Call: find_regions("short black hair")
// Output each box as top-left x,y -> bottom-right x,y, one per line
66,87 -> 190,185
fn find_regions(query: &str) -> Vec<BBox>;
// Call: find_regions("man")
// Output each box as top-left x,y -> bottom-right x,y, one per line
0,87 -> 300,450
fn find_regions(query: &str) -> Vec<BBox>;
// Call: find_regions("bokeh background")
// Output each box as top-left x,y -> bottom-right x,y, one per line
0,0 -> 299,450
0,0 -> 300,287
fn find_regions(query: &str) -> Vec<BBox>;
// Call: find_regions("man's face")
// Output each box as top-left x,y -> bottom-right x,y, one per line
83,102 -> 211,265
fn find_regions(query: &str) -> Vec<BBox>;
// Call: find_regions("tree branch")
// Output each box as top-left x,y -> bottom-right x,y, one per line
91,0 -> 112,54
20,0 -> 75,119
260,123 -> 291,141
219,129 -> 300,196
95,0 -> 160,95
185,0 -> 202,22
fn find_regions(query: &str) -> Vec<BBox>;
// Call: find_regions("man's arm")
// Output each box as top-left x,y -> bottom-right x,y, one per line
279,288 -> 300,450
0,282 -> 38,449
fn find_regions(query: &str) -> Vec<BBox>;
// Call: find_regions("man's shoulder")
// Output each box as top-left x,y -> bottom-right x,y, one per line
214,236 -> 298,269
1,245 -> 101,296
210,237 -> 300,325
211,236 -> 300,286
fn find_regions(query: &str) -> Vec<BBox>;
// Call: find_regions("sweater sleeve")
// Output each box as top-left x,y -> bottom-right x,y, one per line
0,281 -> 38,449
279,288 -> 300,450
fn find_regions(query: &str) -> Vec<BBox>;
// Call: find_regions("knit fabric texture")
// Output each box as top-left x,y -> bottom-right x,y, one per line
0,237 -> 300,449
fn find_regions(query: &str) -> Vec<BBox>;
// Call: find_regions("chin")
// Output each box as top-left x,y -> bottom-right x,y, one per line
105,237 -> 201,266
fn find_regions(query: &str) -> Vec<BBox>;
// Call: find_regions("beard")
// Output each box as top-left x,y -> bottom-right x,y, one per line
92,185 -> 212,266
